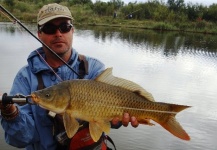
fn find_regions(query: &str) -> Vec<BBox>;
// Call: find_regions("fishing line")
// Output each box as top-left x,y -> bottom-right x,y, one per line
0,6 -> 63,82
0,5 -> 81,79
0,7 -> 14,23
37,51 -> 63,81
0,6 -> 23,37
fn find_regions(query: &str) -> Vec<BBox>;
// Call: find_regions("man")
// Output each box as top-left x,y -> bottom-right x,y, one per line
0,3 -> 138,150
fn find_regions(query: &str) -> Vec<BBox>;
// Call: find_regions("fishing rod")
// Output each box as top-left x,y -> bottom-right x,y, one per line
0,5 -> 81,78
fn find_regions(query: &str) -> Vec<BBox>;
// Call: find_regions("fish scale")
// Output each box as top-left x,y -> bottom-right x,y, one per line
70,80 -> 173,118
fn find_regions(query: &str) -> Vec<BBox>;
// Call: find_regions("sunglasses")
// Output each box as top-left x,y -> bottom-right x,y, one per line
39,23 -> 73,34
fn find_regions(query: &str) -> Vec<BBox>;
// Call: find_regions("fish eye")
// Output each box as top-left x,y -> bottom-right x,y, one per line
45,93 -> 50,97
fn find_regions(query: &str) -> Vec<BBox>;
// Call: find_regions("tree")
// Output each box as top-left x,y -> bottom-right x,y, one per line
4,0 -> 15,7
93,1 -> 108,15
186,3 -> 205,21
167,0 -> 185,12
109,0 -> 124,9
69,0 -> 92,5
203,4 -> 217,21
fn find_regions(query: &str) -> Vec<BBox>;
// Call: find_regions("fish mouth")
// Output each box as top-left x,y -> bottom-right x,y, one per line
29,94 -> 39,104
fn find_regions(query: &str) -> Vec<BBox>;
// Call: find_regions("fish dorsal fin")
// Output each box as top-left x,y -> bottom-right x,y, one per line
95,68 -> 155,102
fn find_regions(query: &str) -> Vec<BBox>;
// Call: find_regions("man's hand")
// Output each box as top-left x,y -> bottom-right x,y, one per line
0,101 -> 5,109
0,103 -> 19,120
111,113 -> 139,128
122,113 -> 139,127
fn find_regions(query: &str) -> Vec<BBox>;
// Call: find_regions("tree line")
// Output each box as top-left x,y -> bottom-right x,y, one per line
1,0 -> 217,33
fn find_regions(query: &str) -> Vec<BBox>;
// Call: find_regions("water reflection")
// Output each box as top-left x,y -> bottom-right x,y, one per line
76,25 -> 217,55
1,22 -> 217,55
0,23 -> 217,150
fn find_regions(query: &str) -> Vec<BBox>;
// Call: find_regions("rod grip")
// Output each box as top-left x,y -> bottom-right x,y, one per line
1,93 -> 27,105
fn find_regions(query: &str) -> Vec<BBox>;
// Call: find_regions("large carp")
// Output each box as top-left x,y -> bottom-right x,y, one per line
31,68 -> 190,142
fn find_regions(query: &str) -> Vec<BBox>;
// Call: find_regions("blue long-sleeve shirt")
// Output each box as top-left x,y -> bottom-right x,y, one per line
1,47 -> 105,150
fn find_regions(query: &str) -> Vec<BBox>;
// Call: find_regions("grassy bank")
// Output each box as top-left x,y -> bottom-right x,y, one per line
1,2 -> 217,34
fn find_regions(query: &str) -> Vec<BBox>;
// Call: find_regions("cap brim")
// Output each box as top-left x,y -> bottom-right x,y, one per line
38,15 -> 73,26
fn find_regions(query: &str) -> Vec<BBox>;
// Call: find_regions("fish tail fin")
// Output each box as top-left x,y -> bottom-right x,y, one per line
160,116 -> 190,141
159,104 -> 191,141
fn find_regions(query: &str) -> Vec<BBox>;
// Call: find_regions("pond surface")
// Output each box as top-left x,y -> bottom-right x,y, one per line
0,22 -> 217,150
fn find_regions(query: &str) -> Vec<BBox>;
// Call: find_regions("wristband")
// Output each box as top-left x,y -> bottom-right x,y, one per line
1,105 -> 19,120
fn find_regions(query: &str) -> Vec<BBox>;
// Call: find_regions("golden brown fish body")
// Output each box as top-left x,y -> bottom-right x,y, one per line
70,80 -> 176,123
31,68 -> 190,142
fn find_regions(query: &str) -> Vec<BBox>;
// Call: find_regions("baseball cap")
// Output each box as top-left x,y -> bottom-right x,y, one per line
37,3 -> 73,26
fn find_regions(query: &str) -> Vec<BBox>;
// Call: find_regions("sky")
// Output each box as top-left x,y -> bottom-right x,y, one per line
92,0 -> 216,6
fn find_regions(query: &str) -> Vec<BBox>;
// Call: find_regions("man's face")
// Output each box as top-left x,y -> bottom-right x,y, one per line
38,18 -> 74,57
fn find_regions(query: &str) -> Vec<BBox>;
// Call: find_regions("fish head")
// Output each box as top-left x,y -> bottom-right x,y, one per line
30,82 -> 70,114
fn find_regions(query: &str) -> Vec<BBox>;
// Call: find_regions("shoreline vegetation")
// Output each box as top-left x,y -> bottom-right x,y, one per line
1,0 -> 217,34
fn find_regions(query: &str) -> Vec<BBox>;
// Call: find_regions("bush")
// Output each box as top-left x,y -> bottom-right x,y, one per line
3,0 -> 14,7
15,1 -> 31,13
175,22 -> 190,31
152,22 -> 174,30
195,20 -> 206,29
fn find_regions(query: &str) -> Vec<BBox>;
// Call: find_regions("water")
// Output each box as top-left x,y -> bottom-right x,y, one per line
0,22 -> 217,150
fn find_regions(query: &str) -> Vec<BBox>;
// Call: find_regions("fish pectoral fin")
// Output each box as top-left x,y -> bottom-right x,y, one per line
63,112 -> 79,138
89,122 -> 103,142
96,120 -> 111,134
89,120 -> 111,142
